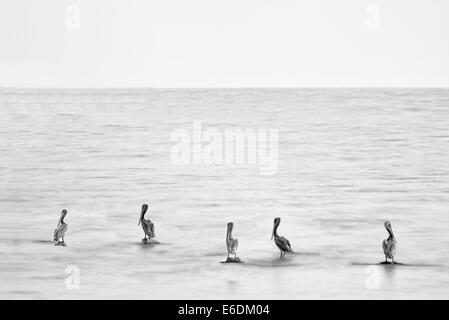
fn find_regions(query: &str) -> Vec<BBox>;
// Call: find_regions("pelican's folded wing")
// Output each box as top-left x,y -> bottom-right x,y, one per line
389,240 -> 397,258
382,239 -> 388,255
54,223 -> 68,241
149,221 -> 155,238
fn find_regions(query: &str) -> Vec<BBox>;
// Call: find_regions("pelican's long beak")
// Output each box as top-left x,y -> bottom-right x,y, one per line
59,210 -> 67,224
138,205 -> 147,225
388,226 -> 395,237
138,213 -> 143,226
271,220 -> 278,240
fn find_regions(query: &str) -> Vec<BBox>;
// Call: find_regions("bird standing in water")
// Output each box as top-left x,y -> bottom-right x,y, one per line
226,222 -> 239,261
138,204 -> 155,243
54,209 -> 68,245
271,217 -> 293,258
382,221 -> 397,264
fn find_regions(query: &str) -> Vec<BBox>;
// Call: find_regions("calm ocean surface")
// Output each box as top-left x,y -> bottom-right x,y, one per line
0,88 -> 448,299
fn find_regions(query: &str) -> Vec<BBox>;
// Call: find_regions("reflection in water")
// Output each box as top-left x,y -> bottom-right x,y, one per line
381,263 -> 397,284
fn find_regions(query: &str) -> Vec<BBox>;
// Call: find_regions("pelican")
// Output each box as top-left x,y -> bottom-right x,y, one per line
54,209 -> 68,245
226,222 -> 238,260
382,221 -> 397,263
138,204 -> 155,242
271,217 -> 293,258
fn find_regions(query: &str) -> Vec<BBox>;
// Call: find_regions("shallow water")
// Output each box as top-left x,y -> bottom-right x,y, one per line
1,88 -> 449,299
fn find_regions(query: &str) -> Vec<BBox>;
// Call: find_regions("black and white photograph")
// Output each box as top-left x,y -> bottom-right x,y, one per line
1,0 -> 448,308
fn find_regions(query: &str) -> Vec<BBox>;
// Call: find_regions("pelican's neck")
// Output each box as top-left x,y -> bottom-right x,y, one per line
273,223 -> 279,237
140,209 -> 147,221
386,227 -> 395,240
227,226 -> 233,239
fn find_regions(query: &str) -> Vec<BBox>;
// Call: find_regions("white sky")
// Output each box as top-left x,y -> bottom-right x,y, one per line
0,0 -> 448,87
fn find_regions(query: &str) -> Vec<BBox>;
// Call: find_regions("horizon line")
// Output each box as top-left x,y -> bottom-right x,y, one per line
1,86 -> 449,90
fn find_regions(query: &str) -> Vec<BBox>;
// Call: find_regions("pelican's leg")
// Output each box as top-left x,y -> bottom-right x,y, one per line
280,252 -> 283,259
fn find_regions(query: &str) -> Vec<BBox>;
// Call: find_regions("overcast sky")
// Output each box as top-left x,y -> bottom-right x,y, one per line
0,0 -> 448,87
